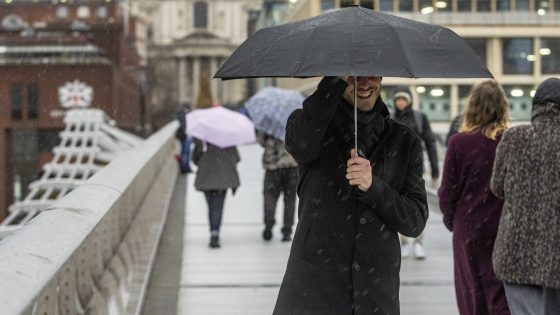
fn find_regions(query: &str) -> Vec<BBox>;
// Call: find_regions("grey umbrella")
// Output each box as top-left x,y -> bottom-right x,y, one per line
215,6 -> 493,151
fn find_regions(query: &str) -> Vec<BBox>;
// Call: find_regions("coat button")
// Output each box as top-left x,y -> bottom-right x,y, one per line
362,210 -> 374,221
353,263 -> 360,272
359,217 -> 367,225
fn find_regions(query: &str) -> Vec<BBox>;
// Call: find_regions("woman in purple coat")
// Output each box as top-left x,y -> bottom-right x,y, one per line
438,80 -> 511,315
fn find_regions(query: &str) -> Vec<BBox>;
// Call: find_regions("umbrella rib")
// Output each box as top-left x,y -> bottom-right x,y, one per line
255,30 -> 294,77
361,9 -> 416,78
293,28 -> 316,76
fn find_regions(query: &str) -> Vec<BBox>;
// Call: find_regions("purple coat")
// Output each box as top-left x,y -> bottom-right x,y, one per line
438,130 -> 510,315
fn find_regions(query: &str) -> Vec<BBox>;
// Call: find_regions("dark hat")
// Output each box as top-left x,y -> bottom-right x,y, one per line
533,78 -> 560,106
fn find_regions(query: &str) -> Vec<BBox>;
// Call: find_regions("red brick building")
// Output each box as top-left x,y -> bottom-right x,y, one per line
0,0 -> 148,220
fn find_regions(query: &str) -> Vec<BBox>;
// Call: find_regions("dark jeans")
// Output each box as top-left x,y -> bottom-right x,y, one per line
504,283 -> 560,315
204,190 -> 227,233
180,137 -> 192,172
263,167 -> 298,235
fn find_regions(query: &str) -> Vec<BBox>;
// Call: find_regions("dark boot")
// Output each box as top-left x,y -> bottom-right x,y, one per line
281,233 -> 292,242
209,234 -> 220,248
281,227 -> 292,242
262,225 -> 273,241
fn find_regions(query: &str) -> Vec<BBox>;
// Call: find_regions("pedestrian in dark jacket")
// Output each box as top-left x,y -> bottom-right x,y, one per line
192,139 -> 240,248
446,114 -> 463,146
491,77 -> 560,314
256,131 -> 298,242
273,77 -> 428,315
176,101 -> 192,173
391,86 -> 438,259
438,80 -> 511,315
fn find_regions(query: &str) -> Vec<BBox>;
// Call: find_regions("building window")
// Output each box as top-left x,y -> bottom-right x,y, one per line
541,38 -> 560,74
465,38 -> 487,65
477,0 -> 491,11
380,85 -> 397,109
360,0 -> 374,9
379,0 -> 393,11
77,6 -> 91,18
503,85 -> 533,120
418,86 -> 451,121
457,0 -> 473,11
340,0 -> 354,7
97,6 -> 108,18
399,0 -> 413,11
420,0 -> 434,14
496,0 -> 511,11
321,0 -> 336,11
27,84 -> 38,119
56,6 -> 68,18
194,1 -> 208,29
38,129 -> 62,153
435,0 -> 452,11
11,85 -> 22,120
536,0 -> 549,14
515,0 -> 530,10
502,38 -> 534,75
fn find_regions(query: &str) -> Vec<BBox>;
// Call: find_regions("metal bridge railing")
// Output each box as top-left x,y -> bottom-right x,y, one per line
0,121 -> 179,315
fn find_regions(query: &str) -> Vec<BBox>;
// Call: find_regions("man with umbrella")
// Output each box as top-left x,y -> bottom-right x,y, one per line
272,75 -> 428,314
214,6 -> 492,313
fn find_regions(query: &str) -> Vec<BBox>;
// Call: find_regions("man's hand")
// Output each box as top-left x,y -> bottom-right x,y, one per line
346,149 -> 372,192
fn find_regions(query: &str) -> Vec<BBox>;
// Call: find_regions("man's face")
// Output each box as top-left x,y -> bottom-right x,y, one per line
394,98 -> 409,111
342,76 -> 382,112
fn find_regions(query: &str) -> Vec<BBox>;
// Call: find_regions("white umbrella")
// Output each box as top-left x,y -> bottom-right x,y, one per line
186,106 -> 256,149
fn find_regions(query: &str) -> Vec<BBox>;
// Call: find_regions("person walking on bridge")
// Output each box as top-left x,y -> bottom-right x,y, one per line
256,131 -> 298,242
391,86 -> 439,260
192,139 -> 240,249
438,80 -> 511,315
273,76 -> 428,315
491,77 -> 560,314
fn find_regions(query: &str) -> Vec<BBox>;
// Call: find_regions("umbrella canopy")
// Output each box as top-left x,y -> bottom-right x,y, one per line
215,6 -> 492,80
186,106 -> 256,149
244,87 -> 305,140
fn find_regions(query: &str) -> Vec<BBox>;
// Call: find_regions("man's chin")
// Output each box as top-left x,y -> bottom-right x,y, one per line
357,99 -> 376,111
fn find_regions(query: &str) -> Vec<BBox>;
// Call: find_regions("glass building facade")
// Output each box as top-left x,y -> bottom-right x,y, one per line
277,0 -> 560,123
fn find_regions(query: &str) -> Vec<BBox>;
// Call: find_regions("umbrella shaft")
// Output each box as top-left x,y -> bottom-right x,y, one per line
354,77 -> 358,155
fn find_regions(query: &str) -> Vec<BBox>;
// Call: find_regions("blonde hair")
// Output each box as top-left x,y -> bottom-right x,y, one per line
460,80 -> 509,140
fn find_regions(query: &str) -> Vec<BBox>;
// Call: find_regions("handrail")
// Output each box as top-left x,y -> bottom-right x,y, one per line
0,121 -> 179,315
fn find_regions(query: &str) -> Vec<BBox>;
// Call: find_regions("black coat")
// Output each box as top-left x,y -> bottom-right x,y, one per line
192,139 -> 240,192
393,106 -> 439,179
273,78 -> 428,315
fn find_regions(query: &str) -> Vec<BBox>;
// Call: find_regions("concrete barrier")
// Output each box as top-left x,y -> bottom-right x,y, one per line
0,121 -> 179,315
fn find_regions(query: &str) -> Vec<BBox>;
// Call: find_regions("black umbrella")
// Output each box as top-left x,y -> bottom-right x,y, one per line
214,6 -> 493,149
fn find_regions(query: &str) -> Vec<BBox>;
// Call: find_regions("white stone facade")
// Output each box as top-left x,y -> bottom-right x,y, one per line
134,0 -> 262,115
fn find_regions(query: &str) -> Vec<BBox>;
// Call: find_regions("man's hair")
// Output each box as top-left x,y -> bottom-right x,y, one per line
460,80 -> 509,140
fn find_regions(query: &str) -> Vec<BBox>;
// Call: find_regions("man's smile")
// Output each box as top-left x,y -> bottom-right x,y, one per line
357,87 -> 374,99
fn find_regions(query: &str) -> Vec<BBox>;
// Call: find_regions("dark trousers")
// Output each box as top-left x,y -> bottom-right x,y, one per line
180,137 -> 192,172
263,167 -> 298,234
204,190 -> 227,233
504,283 -> 560,315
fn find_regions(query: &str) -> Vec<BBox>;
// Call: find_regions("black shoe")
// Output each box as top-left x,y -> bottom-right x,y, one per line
281,233 -> 292,242
209,235 -> 221,248
262,227 -> 273,241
